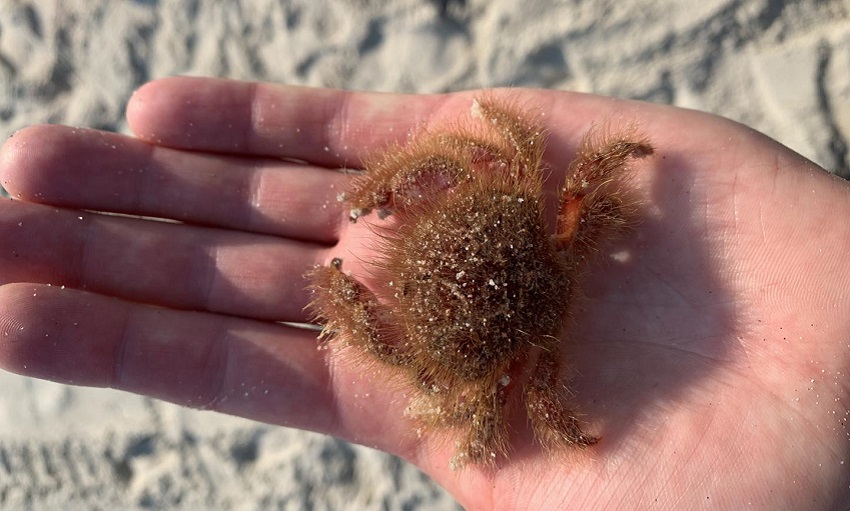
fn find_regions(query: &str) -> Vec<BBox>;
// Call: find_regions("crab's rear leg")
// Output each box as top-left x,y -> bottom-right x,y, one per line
447,373 -> 514,470
553,129 -> 654,259
307,258 -> 410,366
524,350 -> 598,451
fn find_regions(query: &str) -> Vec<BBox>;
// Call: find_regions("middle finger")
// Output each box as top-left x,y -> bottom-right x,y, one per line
2,125 -> 350,244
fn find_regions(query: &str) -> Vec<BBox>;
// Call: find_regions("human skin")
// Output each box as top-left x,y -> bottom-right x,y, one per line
0,77 -> 848,510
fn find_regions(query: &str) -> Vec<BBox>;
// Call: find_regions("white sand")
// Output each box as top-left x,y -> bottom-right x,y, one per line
0,0 -> 848,509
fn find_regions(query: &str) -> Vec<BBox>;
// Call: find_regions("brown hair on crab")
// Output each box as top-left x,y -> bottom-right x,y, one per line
307,97 -> 654,469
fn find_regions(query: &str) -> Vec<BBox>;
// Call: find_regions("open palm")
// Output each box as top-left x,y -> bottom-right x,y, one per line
1,78 -> 848,510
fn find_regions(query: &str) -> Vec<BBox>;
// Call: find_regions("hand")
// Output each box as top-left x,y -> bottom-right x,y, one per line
1,77 -> 848,510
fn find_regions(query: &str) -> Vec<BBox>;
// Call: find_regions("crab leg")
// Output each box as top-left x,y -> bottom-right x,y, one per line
524,351 -> 597,451
553,130 -> 653,256
307,258 -> 410,366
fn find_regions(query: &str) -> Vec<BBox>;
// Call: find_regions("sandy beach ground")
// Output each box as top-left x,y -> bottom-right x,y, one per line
0,0 -> 848,509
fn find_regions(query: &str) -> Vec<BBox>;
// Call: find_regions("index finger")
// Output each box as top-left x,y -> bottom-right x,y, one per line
126,77 -> 465,168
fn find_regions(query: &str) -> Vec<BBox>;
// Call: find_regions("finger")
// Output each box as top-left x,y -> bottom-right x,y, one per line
0,200 -> 327,321
1,124 -> 348,243
125,77 -> 662,175
0,282 -> 335,433
126,76 -> 468,167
